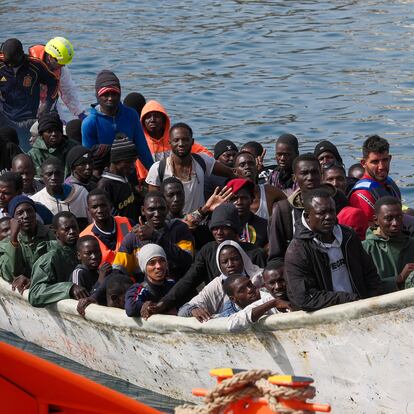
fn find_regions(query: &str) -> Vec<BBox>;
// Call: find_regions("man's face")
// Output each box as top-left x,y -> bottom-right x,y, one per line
145,257 -> 168,284
294,160 -> 321,192
14,203 -> 37,233
230,277 -> 260,309
12,158 -> 35,193
276,143 -> 296,170
234,153 -> 257,181
42,128 -> 64,149
317,151 -> 337,168
98,91 -> 120,114
55,217 -> 79,246
163,183 -> 185,216
361,151 -> 391,182
374,203 -> 403,239
45,53 -> 61,71
0,219 -> 11,241
305,196 -> 336,235
113,159 -> 136,177
217,150 -> 237,168
232,188 -> 252,218
0,182 -> 17,209
323,167 -> 347,194
219,246 -> 244,275
142,196 -> 167,229
77,240 -> 102,270
73,160 -> 93,183
211,225 -> 237,244
42,164 -> 64,194
88,195 -> 111,223
263,267 -> 287,298
143,111 -> 166,138
4,50 -> 24,68
169,127 -> 193,158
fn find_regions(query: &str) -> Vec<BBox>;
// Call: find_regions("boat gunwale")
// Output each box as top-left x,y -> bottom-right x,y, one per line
0,279 -> 411,334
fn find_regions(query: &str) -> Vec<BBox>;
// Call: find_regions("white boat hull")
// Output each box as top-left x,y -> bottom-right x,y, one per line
0,278 -> 413,413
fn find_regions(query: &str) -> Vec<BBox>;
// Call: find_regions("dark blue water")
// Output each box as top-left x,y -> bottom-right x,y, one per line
2,0 -> 414,403
3,0 -> 414,201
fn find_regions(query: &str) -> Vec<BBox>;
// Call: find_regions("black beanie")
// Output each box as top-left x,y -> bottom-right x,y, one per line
38,112 -> 63,135
91,144 -> 111,169
110,133 -> 137,163
65,119 -> 82,143
66,146 -> 92,170
209,203 -> 241,233
123,92 -> 146,116
314,140 -> 343,164
0,126 -> 19,146
95,70 -> 121,97
214,140 -> 238,159
277,133 -> 299,154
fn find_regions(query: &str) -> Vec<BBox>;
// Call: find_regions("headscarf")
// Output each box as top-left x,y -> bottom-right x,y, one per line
215,240 -> 263,286
138,243 -> 167,275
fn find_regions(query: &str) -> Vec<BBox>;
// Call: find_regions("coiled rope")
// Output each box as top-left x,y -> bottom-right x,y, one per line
175,369 -> 316,414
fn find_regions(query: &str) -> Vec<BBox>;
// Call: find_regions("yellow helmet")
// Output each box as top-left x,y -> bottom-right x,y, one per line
44,37 -> 74,65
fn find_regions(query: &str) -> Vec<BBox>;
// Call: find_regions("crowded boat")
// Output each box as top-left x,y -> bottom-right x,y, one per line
1,36 -> 413,334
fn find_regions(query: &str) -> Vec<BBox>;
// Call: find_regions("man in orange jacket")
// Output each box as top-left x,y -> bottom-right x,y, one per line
135,100 -> 212,180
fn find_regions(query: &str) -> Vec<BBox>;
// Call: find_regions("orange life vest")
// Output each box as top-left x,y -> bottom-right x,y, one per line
80,216 -> 132,265
28,45 -> 61,79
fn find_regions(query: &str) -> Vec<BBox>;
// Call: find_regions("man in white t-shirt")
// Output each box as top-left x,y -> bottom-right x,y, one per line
284,188 -> 382,312
146,122 -> 234,214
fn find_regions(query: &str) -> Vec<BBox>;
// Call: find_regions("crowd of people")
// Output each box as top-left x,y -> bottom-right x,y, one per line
1,36 -> 413,332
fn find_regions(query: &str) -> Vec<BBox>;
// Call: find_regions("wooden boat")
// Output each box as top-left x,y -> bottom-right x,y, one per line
0,278 -> 412,413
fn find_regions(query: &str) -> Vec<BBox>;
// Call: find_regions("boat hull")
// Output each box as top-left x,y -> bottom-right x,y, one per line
0,279 -> 412,413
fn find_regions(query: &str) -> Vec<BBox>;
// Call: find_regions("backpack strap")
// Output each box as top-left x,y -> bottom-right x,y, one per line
157,158 -> 167,183
192,153 -> 206,174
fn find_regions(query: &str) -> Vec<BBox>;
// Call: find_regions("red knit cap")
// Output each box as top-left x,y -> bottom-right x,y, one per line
226,178 -> 255,197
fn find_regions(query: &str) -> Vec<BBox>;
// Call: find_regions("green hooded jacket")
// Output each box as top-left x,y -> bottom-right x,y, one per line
28,241 -> 78,307
0,224 -> 55,283
362,227 -> 414,293
28,136 -> 78,176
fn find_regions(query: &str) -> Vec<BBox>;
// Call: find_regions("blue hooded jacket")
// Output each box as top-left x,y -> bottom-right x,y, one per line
81,102 -> 153,170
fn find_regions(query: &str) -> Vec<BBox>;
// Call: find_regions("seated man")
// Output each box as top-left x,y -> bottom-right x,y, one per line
285,189 -> 382,311
65,146 -> 95,191
28,112 -> 78,176
80,188 -> 132,265
349,135 -> 400,224
11,154 -> 44,195
146,123 -> 234,214
97,133 -> 142,223
31,157 -> 89,229
113,191 -> 194,280
0,196 -> 54,292
226,178 -> 268,248
28,212 -> 89,307
266,133 -> 299,196
144,203 -> 267,318
233,151 -> 286,221
125,244 -> 175,318
81,70 -> 153,174
362,197 -> 414,293
268,153 -> 322,262
136,100 -> 212,179
71,235 -> 109,295
262,261 -> 291,312
221,274 -> 282,331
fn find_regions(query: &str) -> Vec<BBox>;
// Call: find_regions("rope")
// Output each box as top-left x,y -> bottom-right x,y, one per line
175,369 -> 316,414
